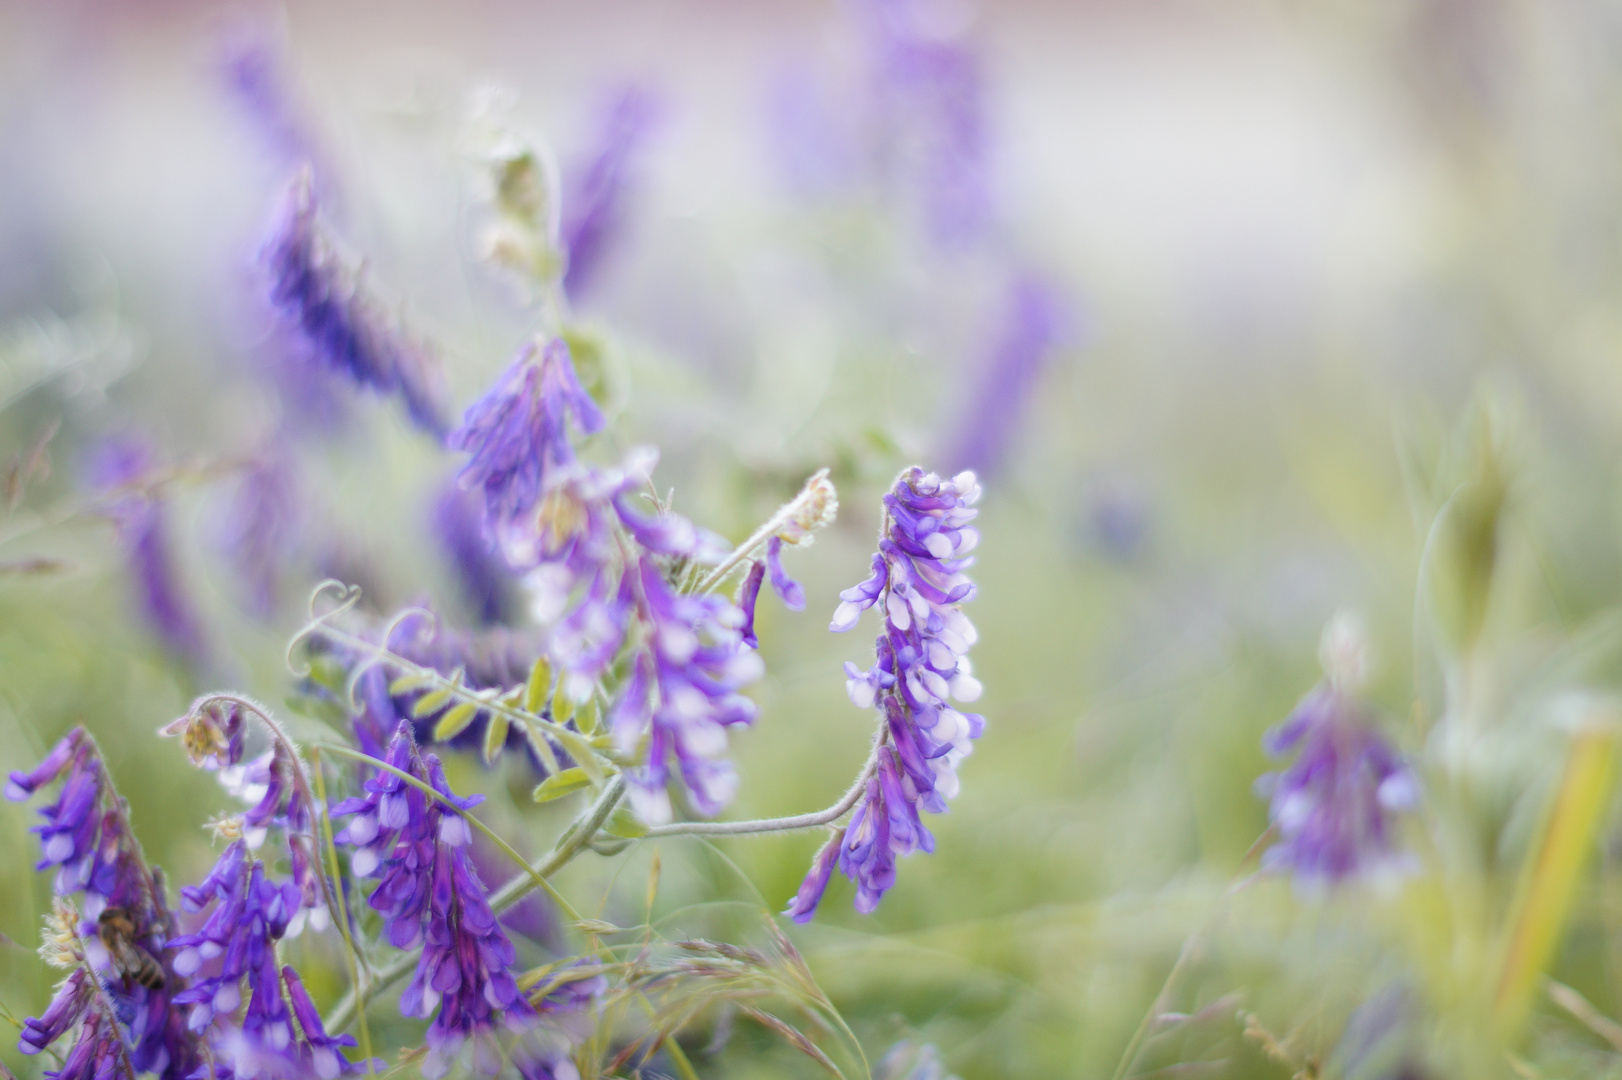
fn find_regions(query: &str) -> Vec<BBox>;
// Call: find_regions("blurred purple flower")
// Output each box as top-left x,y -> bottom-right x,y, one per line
561,86 -> 661,302
214,21 -> 326,179
1255,615 -> 1419,884
942,273 -> 1066,479
217,451 -> 301,618
856,0 -> 992,245
432,483 -> 514,626
87,439 -> 209,670
791,467 -> 983,920
766,64 -> 861,200
262,171 -> 449,435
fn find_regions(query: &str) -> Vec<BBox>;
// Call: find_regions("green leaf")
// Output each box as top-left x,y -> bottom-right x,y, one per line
551,681 -> 575,724
411,688 -> 454,718
575,699 -> 600,735
389,672 -> 435,696
483,712 -> 510,764
532,768 -> 592,803
555,728 -> 604,785
603,804 -> 648,839
569,919 -> 627,936
433,702 -> 479,741
524,658 -> 552,714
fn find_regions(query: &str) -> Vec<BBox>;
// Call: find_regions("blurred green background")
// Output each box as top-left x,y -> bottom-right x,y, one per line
8,1 -> 1622,1077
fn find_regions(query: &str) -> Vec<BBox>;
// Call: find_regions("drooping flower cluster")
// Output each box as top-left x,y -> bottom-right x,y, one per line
788,467 -> 984,921
334,721 -> 582,1078
446,331 -> 785,822
448,337 -> 604,556
86,438 -> 209,671
1255,614 -> 1419,884
610,560 -> 764,823
158,703 -> 361,1078
8,729 -> 204,1080
263,169 -> 449,435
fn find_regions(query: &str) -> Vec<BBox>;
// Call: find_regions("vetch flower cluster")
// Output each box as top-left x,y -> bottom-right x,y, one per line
788,467 -> 983,921
448,337 -> 605,557
159,701 -> 360,1078
8,731 -> 204,1080
333,721 -> 577,1078
1254,613 -> 1419,884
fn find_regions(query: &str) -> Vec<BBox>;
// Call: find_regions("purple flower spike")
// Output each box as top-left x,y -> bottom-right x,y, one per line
561,86 -> 662,302
13,731 -> 206,1080
263,170 -> 449,435
1256,615 -> 1418,885
616,557 -> 763,824
449,338 -> 604,552
333,732 -> 534,1078
792,467 -> 983,919
943,273 -> 1067,480
43,1010 -> 129,1080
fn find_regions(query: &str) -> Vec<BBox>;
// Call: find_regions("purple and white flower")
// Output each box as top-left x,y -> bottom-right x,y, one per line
1255,614 -> 1419,884
789,467 -> 983,920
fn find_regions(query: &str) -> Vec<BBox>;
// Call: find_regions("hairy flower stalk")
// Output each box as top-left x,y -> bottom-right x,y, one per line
332,721 -> 589,1078
263,169 -> 450,435
8,730 -> 205,1079
788,467 -> 983,921
1254,613 -> 1420,884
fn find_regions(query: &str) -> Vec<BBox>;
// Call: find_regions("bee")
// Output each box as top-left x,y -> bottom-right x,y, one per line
96,907 -> 165,991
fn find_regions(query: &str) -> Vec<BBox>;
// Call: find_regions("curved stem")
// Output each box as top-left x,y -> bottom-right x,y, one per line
321,777 -> 625,1035
694,469 -> 833,595
307,748 -> 376,1076
644,735 -> 882,838
307,623 -> 619,777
